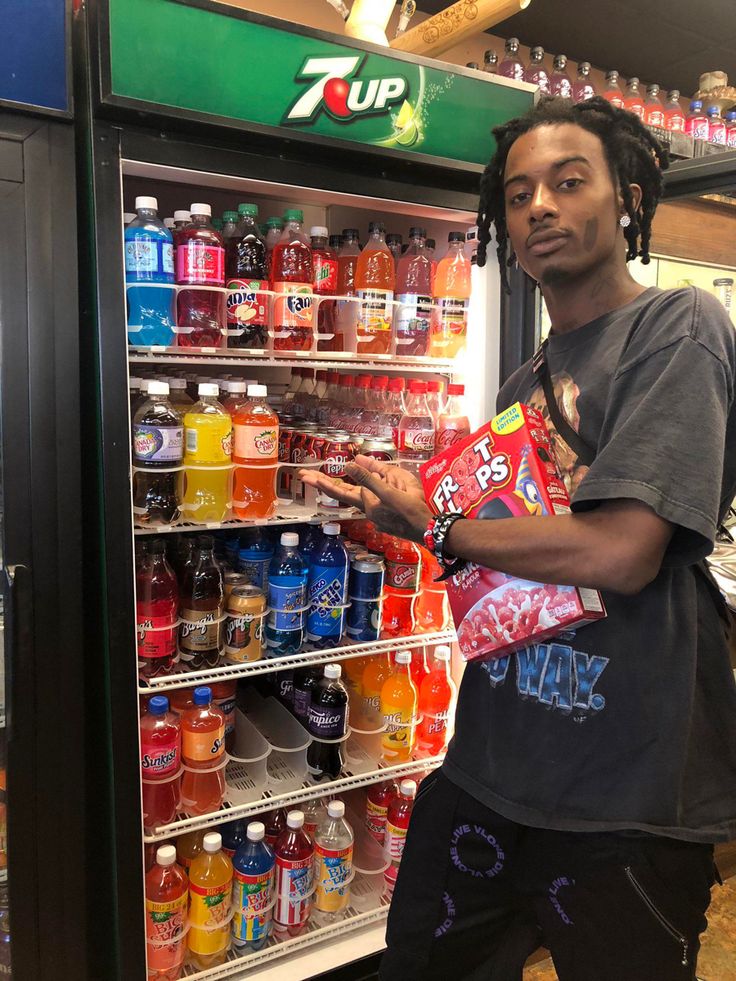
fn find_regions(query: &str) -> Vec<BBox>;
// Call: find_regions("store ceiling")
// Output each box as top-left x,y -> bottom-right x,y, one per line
421,0 -> 736,97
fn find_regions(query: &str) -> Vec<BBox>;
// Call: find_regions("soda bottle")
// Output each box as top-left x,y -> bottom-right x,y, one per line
271,208 -> 314,352
306,664 -> 349,781
273,810 -> 314,937
337,227 -> 361,296
180,687 -> 226,816
623,77 -> 644,119
523,45 -> 549,94
425,380 -> 445,427
129,375 -> 143,413
212,218 -> 224,232
232,384 -> 279,520
413,547 -> 449,634
210,679 -> 236,753
686,100 -> 709,141
395,227 -> 432,356
386,233 -> 403,269
313,800 -> 354,919
727,111 -> 736,149
644,84 -> 665,127
549,53 -> 572,98
379,377 -> 405,443
329,232 -> 343,252
397,380 -> 435,476
125,196 -> 176,347
383,537 -> 421,638
141,695 -> 181,832
133,382 -> 183,526
707,106 -> 727,146
263,216 -> 284,275
573,61 -> 596,102
417,645 -> 456,755
166,376 -> 194,410
306,524 -> 349,648
179,536 -> 224,670
145,844 -> 188,981
358,375 -> 389,436
220,818 -> 247,860
182,383 -> 232,524
187,832 -> 233,970
437,382 -> 470,451
176,203 -> 226,348
226,203 -> 268,350
232,821 -> 275,951
264,807 -> 287,848
365,780 -> 397,846
136,539 -> 178,678
381,651 -> 418,761
429,231 -> 471,358
221,379 -> 246,416
483,49 -> 498,74
603,69 -> 624,108
292,665 -> 321,725
361,652 -> 393,726
408,645 -> 430,690
355,222 -> 395,356
311,225 -> 341,351
384,779 -> 416,894
303,797 -> 328,838
265,532 -> 308,656
221,210 -> 240,256
425,238 -> 437,291
664,90 -> 686,132
175,829 -> 205,878
172,210 -> 190,244
498,37 -> 524,80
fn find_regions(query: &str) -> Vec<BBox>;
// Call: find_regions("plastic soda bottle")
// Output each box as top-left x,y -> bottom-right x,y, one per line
549,54 -> 572,98
125,196 -> 176,347
623,77 -> 644,118
523,45 -> 549,93
311,225 -> 341,351
232,821 -> 275,951
133,382 -> 183,526
573,61 -> 596,103
417,645 -> 456,755
380,651 -> 418,761
226,203 -> 268,350
187,832 -> 233,970
664,90 -> 686,132
394,227 -> 432,356
271,208 -> 314,352
232,384 -> 279,520
436,383 -> 470,450
644,84 -> 665,127
707,106 -> 727,146
178,536 -> 224,670
145,845 -> 188,981
182,383 -> 232,524
306,664 -> 349,781
176,203 -> 226,348
727,111 -> 736,149
141,696 -> 181,832
314,801 -> 354,918
386,233 -> 403,269
237,526 -> 274,591
603,69 -> 625,108
263,216 -> 284,273
303,797 -> 328,838
355,221 -> 395,355
384,779 -> 416,893
265,532 -> 308,656
220,818 -> 247,860
397,381 -> 436,476
274,810 -> 314,937
180,687 -> 226,816
264,808 -> 287,848
382,537 -> 421,638
413,547 -> 449,634
175,829 -> 204,878
307,523 -> 349,648
337,226 -> 361,347
429,232 -> 471,358
498,37 -> 524,80
136,539 -> 179,679
686,100 -> 709,141
409,645 -> 430,690
361,651 -> 393,726
166,376 -> 194,410
365,780 -> 397,846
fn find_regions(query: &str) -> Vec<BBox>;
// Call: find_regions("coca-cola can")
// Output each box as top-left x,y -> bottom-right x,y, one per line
360,436 -> 397,461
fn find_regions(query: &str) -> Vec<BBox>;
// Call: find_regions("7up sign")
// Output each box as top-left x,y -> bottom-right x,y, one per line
284,56 -> 409,125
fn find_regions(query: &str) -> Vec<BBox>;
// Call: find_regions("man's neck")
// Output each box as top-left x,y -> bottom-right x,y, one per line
543,264 -> 646,335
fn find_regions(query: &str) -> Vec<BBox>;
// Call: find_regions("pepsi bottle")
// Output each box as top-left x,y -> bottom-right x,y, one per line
306,664 -> 349,781
306,523 -> 348,649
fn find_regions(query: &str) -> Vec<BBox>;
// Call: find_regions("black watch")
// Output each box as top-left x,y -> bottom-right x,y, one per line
431,512 -> 467,578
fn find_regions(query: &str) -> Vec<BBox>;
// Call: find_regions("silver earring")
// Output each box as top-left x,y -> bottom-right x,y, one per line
619,214 -> 631,228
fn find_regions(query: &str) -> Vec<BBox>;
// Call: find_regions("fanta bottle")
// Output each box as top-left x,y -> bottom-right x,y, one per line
187,832 -> 233,970
417,645 -> 456,756
382,537 -> 421,637
355,222 -> 395,355
383,779 -> 416,894
273,811 -> 314,937
361,652 -> 393,726
270,209 -> 314,352
226,203 -> 268,350
380,650 -> 418,761
429,232 -> 471,358
395,227 -> 432,356
182,384 -> 232,524
232,384 -> 279,520
141,695 -> 181,832
176,203 -> 226,348
180,687 -> 226,816
231,821 -> 275,951
145,845 -> 187,981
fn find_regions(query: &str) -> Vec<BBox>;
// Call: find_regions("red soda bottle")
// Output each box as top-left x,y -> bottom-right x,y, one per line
664,90 -> 686,132
365,780 -> 398,846
623,77 -> 644,119
176,203 -> 225,348
603,69 -> 625,108
413,546 -> 449,633
417,646 -> 456,756
382,538 -> 421,638
395,227 -> 432,356
141,695 -> 181,832
311,225 -> 341,352
408,646 -> 429,690
271,209 -> 314,352
274,810 -> 314,937
383,779 -> 416,894
644,84 -> 665,127
436,383 -> 470,451
136,539 -> 178,679
264,807 -> 287,848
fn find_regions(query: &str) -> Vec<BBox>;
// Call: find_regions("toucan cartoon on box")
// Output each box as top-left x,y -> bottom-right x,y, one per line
477,445 -> 549,520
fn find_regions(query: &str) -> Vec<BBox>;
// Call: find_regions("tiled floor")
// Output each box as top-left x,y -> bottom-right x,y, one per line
524,878 -> 736,980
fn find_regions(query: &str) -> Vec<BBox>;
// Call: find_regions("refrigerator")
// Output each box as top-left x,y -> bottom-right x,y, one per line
74,1 -> 535,978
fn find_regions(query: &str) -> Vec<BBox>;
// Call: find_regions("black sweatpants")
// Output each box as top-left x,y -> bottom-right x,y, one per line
380,770 -> 717,981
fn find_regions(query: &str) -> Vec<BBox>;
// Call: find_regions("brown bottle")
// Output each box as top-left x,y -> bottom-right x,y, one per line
178,535 -> 224,669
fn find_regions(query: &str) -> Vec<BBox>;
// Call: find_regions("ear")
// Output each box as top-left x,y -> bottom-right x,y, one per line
618,182 -> 643,218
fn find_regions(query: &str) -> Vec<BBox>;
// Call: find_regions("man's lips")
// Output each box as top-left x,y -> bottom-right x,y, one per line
526,229 -> 570,256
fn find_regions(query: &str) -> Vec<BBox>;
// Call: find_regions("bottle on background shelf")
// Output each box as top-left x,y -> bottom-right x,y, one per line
727,111 -> 736,149
395,226 -> 433,356
303,797 -> 329,838
549,54 -> 572,99
483,49 -> 498,74
384,779 -> 417,894
133,381 -> 183,527
231,821 -> 275,951
297,518 -> 324,568
623,77 -> 644,119
361,651 -> 393,726
359,374 -> 389,436
180,686 -> 226,816
172,210 -> 190,244
664,90 -> 686,132
686,100 -> 709,141
573,61 -> 596,102
178,536 -> 224,670
408,645 -> 430,690
274,811 -> 314,937
644,84 -> 665,127
429,231 -> 471,358
210,679 -> 237,753
329,232 -> 344,253
413,547 -> 449,634
263,216 -> 284,275
355,222 -> 395,355
425,238 -> 437,291
417,645 -> 456,755
264,808 -> 288,848
381,650 -> 418,762
382,377 -> 405,443
306,664 -> 349,781
187,832 -> 233,970
523,45 -> 549,94
306,524 -> 349,648
365,780 -> 398,846
166,376 -> 194,410
222,379 -> 247,416
337,228 -> 361,296
271,208 -> 314,352
437,382 -> 470,450
182,383 -> 232,524
232,384 -> 279,520
313,800 -> 354,919
175,829 -> 205,878
311,225 -> 341,351
145,845 -> 188,981
221,210 -> 240,255
707,106 -> 727,146
498,37 -> 523,80
226,203 -> 269,350
220,818 -> 247,860
425,379 -> 445,426
176,203 -> 226,348
125,196 -> 176,347
136,538 -> 179,679
265,532 -> 308,656
386,233 -> 403,269
397,380 -> 435,476
237,526 -> 275,591
141,695 -> 181,832
603,70 -> 624,108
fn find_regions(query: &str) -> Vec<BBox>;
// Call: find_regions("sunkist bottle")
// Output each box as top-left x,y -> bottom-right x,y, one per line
306,523 -> 349,648
265,532 -> 308,656
136,539 -> 178,679
313,800 -> 354,920
182,383 -> 232,524
125,196 -> 176,347
180,686 -> 226,816
573,61 -> 596,103
145,845 -> 188,981
226,203 -> 268,350
417,645 -> 456,755
383,779 -> 416,894
383,537 -> 422,638
429,232 -> 471,358
141,695 -> 181,832
187,832 -> 233,970
306,664 -> 349,782
523,45 -> 549,94
686,100 -> 709,141
437,382 -> 470,450
270,208 -> 314,352
549,54 -> 572,99
273,810 -> 314,937
365,779 -> 397,846
644,84 -> 665,127
178,536 -> 224,671
231,820 -> 275,951
176,203 -> 226,348
232,384 -> 279,520
380,650 -> 418,762
311,225 -> 342,351
355,222 -> 395,355
498,37 -> 523,80
398,380 -> 435,476
603,70 -> 625,108
133,381 -> 183,526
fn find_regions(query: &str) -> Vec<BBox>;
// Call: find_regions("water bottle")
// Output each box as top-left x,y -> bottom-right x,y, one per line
124,196 -> 176,346
231,821 -> 275,951
265,533 -> 308,656
306,523 -> 348,648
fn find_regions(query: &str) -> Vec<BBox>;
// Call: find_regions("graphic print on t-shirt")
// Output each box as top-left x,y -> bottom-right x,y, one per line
527,372 -> 590,496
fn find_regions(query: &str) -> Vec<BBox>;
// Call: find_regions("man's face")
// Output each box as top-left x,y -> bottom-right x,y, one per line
503,123 -> 627,286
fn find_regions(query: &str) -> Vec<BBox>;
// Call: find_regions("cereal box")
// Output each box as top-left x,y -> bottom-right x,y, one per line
419,402 -> 606,662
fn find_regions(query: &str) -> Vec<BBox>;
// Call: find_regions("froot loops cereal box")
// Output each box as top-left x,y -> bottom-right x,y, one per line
419,402 -> 606,662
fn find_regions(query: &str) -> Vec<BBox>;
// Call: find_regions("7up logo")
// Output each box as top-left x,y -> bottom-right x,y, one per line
284,55 -> 408,124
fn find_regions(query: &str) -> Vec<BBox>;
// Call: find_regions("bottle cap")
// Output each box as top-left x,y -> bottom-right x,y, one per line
310,225 -> 329,239
167,376 -> 187,389
427,380 -> 442,393
329,234 -> 343,248
324,663 -> 342,680
647,83 -> 660,96
135,196 -> 158,211
174,210 -> 191,222
156,845 -> 177,867
228,380 -> 247,393
193,686 -> 212,706
530,45 -> 544,59
388,377 -> 405,391
447,230 -> 466,245
434,645 -> 452,661
578,61 -> 591,73
340,375 -> 355,387
368,221 -> 386,234
316,370 -> 328,380
400,779 -> 417,798
342,227 -> 360,238
707,105 -> 720,116
247,821 -> 266,842
484,49 -> 497,64
302,367 -> 315,378
222,210 -> 238,223
357,375 -> 372,388
447,383 -> 465,396
281,532 -> 299,547
386,233 -> 402,245
287,810 -> 305,829
327,800 -> 345,819
466,62 -> 479,70
553,53 -> 567,68
409,226 -> 426,239
323,523 -> 340,536
726,111 -> 736,121
123,212 -> 136,224
606,69 -> 619,81
426,239 -> 436,250
690,100 -> 703,110
371,375 -> 388,389
506,37 -> 520,51
148,695 -> 170,715
190,202 -> 212,217
163,217 -> 175,229
238,203 -> 259,216
265,215 -> 283,228
147,380 -> 170,396
283,208 -> 304,223
395,651 -> 412,664
668,89 -> 681,101
627,76 -> 639,85
408,379 -> 427,394
203,832 -> 222,853
198,383 -> 219,397
247,384 -> 268,397
327,370 -> 340,383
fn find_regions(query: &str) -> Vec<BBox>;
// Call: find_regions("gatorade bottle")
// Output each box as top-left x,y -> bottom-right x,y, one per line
311,226 -> 342,351
361,652 -> 393,726
180,686 -> 226,816
182,383 -> 232,524
384,779 -> 416,893
232,384 -> 279,520
313,800 -> 354,919
274,811 -> 314,937
382,537 -> 421,638
187,832 -> 233,970
176,203 -> 226,348
306,523 -> 349,648
136,539 -> 179,679
145,845 -> 188,981
265,532 -> 308,656
395,227 -> 432,356
271,209 -> 314,352
365,780 -> 398,846
380,651 -> 418,761
226,203 -> 268,350
141,696 -> 181,833
417,645 -> 456,755
232,821 -> 275,951
430,232 -> 471,358
355,222 -> 395,355
125,196 -> 176,347
133,381 -> 183,526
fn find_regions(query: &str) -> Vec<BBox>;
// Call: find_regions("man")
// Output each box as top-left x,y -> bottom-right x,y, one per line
301,96 -> 736,980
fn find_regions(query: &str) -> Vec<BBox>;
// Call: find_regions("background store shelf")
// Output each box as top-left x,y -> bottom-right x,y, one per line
133,500 -> 358,534
128,348 -> 456,374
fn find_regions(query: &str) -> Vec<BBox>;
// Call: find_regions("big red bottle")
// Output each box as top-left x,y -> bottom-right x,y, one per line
382,537 -> 421,637
623,77 -> 644,118
176,203 -> 225,348
180,686 -> 226,816
311,225 -> 342,351
365,780 -> 397,846
355,222 -> 395,355
273,810 -> 314,937
644,83 -> 665,127
664,90 -> 686,132
417,645 -> 456,755
141,696 -> 181,832
232,384 -> 279,520
383,779 -> 416,894
270,208 -> 314,352
146,845 -> 188,981
137,539 -> 178,679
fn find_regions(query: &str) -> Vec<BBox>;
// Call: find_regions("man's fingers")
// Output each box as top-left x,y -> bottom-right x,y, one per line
346,462 -> 403,507
297,469 -> 363,508
354,454 -> 393,477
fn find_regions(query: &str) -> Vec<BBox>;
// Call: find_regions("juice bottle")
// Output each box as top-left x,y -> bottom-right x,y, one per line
311,225 -> 342,351
355,222 -> 395,355
141,695 -> 181,832
226,203 -> 268,350
133,382 -> 183,527
429,232 -> 471,358
176,203 -> 226,348
125,196 -> 176,347
380,651 -> 418,761
365,780 -> 397,846
187,832 -> 233,970
664,90 -> 686,132
623,77 -> 644,118
498,37 -> 523,80
383,779 -> 416,894
180,686 -> 226,816
273,811 -> 314,937
573,61 -> 596,103
644,84 -> 665,127
436,383 -> 470,451
270,208 -> 314,352
313,801 -> 354,919
395,227 -> 432,356
603,69 -> 624,108
182,383 -> 232,524
413,546 -> 449,634
549,54 -> 572,98
523,45 -> 549,94
361,651 -> 393,726
417,645 -> 456,756
232,384 -> 279,520
178,536 -> 224,670
175,829 -> 205,878
145,845 -> 187,981
232,821 -> 275,951
136,539 -> 178,679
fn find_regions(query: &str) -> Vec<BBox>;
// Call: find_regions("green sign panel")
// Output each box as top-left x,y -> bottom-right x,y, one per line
107,0 -> 533,168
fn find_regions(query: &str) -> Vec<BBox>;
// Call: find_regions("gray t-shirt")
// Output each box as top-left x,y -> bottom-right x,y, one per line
443,286 -> 736,842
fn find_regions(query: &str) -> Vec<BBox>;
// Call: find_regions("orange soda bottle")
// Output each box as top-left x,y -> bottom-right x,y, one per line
146,845 -> 188,981
187,832 -> 233,970
180,686 -> 226,816
355,221 -> 395,356
380,651 -> 418,761
429,232 -> 471,359
408,646 -> 429,690
417,645 -> 456,756
361,652 -> 393,726
232,384 -> 279,519
413,546 -> 450,633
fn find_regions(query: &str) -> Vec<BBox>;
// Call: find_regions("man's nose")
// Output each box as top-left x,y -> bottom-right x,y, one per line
529,183 -> 559,223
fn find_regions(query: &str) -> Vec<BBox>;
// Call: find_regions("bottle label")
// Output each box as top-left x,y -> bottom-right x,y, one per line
133,425 -> 183,464
436,423 -> 470,451
398,426 -> 435,456
137,613 -> 178,661
365,799 -> 388,844
434,296 -> 469,336
384,821 -> 408,863
382,705 -> 415,757
385,558 -> 420,591
267,581 -> 307,632
225,612 -> 263,658
184,416 -> 232,463
238,556 -> 270,591
126,238 -> 174,279
182,722 -> 225,763
232,867 -> 275,942
552,79 -> 572,99
396,293 -> 432,335
176,241 -> 225,285
314,844 -> 353,912
314,255 -> 338,294
292,687 -> 311,718
307,569 -> 347,637
577,84 -> 595,101
275,855 -> 313,927
424,710 -> 449,736
141,734 -> 179,779
307,702 -> 347,739
188,878 -> 232,956
272,282 -> 314,330
233,422 -> 279,460
362,692 -> 380,715
647,109 -> 664,127
226,279 -> 268,327
688,119 -> 709,140
179,609 -> 222,654
146,891 -> 187,946
358,288 -> 393,332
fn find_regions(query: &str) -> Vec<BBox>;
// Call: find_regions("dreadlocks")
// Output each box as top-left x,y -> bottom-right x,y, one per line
476,96 -> 670,292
